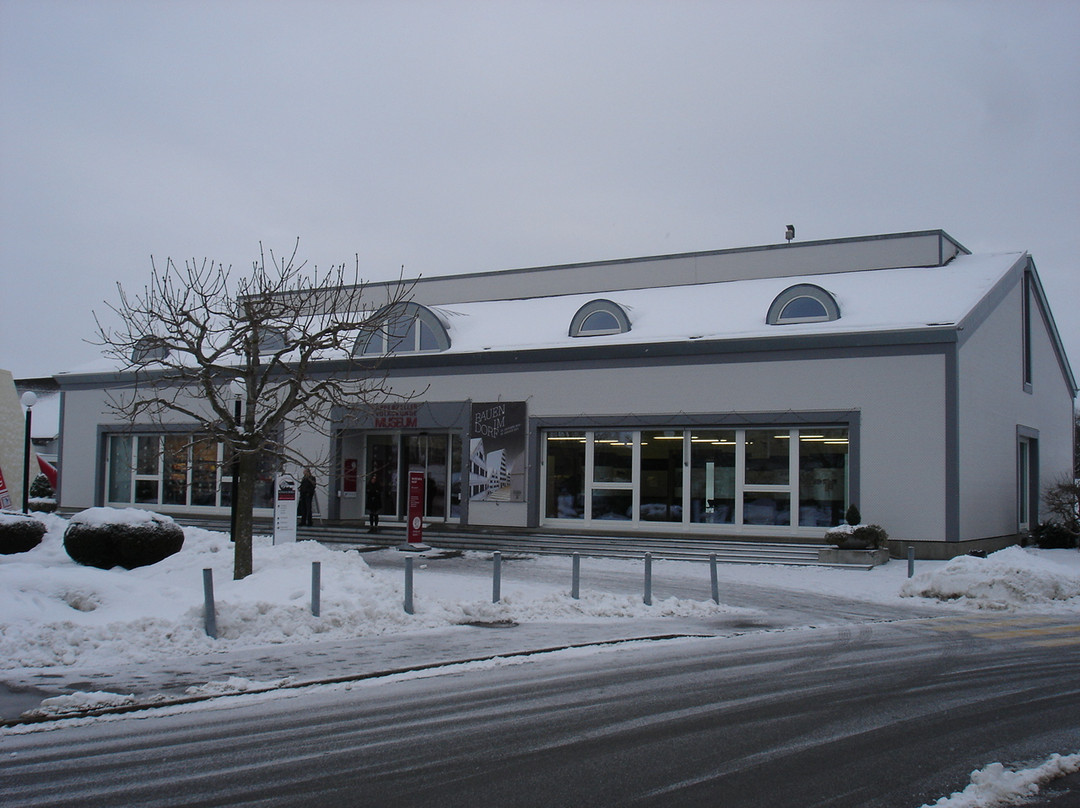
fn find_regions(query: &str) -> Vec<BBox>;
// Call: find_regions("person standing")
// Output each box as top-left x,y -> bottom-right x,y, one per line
298,468 -> 316,527
366,473 -> 382,534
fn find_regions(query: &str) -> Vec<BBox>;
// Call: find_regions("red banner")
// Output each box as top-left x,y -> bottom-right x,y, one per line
342,458 -> 358,493
407,470 -> 425,544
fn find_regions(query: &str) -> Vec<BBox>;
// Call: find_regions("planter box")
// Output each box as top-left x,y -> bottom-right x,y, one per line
817,547 -> 890,566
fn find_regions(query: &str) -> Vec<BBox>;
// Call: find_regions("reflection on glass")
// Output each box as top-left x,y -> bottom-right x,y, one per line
593,431 -> 633,483
546,432 -> 585,519
591,490 -> 633,521
798,429 -> 848,526
108,435 -> 132,502
743,493 -> 791,526
745,430 -> 789,486
689,430 -> 736,523
640,430 -> 682,522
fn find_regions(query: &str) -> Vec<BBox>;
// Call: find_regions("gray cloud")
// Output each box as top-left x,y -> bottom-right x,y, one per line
2,0 -> 1078,379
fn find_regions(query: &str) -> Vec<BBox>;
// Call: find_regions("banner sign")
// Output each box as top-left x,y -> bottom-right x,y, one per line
469,401 -> 526,502
0,464 -> 11,510
342,457 -> 358,495
406,470 -> 425,544
273,473 -> 298,545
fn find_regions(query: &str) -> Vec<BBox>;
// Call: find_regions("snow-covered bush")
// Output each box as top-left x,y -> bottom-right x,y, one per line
28,473 -> 57,513
63,507 -> 184,570
0,510 -> 47,554
826,522 -> 888,550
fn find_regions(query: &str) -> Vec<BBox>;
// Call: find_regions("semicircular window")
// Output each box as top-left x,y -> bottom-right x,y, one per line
766,284 -> 840,325
131,337 -> 170,364
354,302 -> 450,356
569,299 -> 631,337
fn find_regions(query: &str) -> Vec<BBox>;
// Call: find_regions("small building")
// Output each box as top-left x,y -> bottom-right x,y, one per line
54,230 -> 1077,558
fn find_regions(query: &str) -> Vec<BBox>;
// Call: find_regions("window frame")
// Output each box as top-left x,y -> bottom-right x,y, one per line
569,299 -> 631,337
766,284 -> 840,325
355,302 -> 451,356
541,426 -> 850,531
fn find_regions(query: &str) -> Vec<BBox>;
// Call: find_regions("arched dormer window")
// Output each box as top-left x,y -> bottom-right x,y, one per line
131,337 -> 169,364
569,299 -> 631,337
256,326 -> 289,355
355,302 -> 450,356
767,284 -> 840,325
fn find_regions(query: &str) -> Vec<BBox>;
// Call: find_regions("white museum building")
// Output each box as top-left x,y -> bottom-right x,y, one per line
54,230 -> 1076,558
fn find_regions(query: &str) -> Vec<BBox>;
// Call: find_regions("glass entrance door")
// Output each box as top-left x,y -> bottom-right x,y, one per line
365,435 -> 399,520
403,434 -> 449,520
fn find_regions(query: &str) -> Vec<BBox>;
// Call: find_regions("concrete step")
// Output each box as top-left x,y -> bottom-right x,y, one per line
174,517 -> 871,569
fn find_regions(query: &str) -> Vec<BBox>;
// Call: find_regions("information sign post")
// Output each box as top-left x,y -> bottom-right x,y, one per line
274,473 -> 298,545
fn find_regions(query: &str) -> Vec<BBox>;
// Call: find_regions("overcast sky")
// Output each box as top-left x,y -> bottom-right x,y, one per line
2,0 -> 1078,383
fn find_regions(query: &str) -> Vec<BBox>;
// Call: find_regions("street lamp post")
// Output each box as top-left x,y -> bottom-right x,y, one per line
20,391 -> 37,514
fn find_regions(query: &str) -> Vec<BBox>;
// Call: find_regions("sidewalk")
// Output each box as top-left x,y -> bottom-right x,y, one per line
2,616 -> 735,724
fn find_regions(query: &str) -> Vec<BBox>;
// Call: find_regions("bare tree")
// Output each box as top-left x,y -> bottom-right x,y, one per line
93,241 -> 415,579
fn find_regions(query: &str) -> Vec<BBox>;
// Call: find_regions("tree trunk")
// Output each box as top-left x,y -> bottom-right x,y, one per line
233,450 -> 257,580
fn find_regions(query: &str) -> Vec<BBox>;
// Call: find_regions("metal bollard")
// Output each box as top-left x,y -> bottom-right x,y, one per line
644,552 -> 652,606
907,546 -> 915,578
571,552 -> 580,600
492,551 -> 502,603
710,554 -> 719,604
203,568 -> 217,639
311,561 -> 321,617
404,556 -> 414,614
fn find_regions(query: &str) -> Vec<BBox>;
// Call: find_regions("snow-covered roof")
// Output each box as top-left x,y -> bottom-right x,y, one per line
428,252 -> 1026,353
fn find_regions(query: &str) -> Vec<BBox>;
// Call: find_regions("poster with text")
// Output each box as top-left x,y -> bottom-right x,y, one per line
469,401 -> 526,502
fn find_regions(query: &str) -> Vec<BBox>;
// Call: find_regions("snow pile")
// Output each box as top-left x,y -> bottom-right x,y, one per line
900,546 -> 1080,610
25,690 -> 136,718
0,514 -> 745,672
922,752 -> 1080,807
68,506 -> 176,527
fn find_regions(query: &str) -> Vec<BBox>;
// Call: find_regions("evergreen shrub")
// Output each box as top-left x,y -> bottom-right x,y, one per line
64,508 -> 184,570
0,511 -> 47,554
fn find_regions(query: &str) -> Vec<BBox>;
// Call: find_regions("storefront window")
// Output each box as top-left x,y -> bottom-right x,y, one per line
640,431 -> 683,522
591,489 -> 633,521
689,430 -> 736,524
745,430 -> 789,486
798,430 -> 848,527
593,432 -> 633,483
543,425 -> 849,531
743,492 -> 791,525
190,439 -> 219,507
108,435 -> 132,502
545,432 -> 585,519
162,435 -> 188,505
106,432 -> 276,510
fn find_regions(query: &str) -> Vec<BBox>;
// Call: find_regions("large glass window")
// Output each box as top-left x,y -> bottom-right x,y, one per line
689,431 -> 736,524
593,431 -> 633,483
744,430 -> 790,486
545,432 -> 585,519
543,426 -> 848,531
798,430 -> 849,527
640,431 -> 683,522
106,433 -> 276,510
108,435 -> 133,503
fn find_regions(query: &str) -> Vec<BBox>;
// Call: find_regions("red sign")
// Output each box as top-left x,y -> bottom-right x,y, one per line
407,470 -> 425,544
0,464 -> 11,510
343,458 -> 358,493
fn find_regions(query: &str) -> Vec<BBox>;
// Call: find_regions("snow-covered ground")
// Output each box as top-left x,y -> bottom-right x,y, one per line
2,509 -> 1079,807
1,509 -> 1078,673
